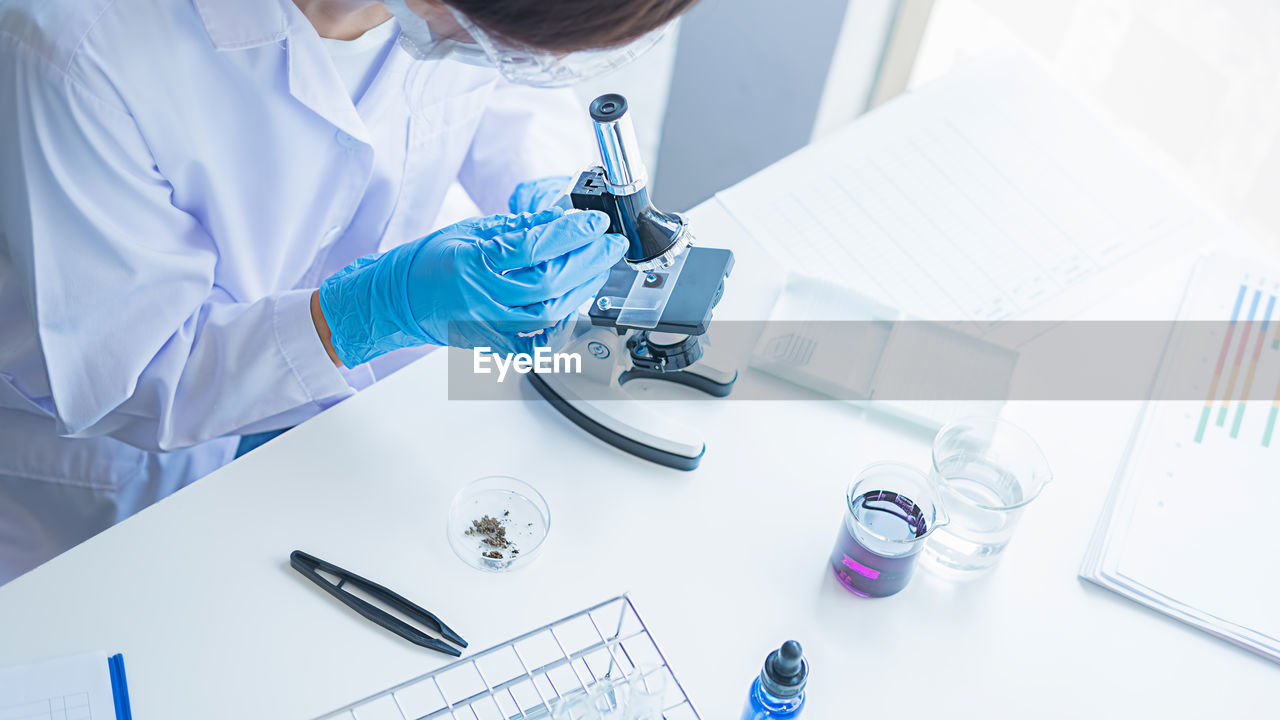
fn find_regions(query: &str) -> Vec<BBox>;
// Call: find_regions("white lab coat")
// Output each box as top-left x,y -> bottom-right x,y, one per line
0,0 -> 593,583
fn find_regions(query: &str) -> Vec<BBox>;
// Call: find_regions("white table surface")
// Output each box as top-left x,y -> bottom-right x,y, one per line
0,199 -> 1275,719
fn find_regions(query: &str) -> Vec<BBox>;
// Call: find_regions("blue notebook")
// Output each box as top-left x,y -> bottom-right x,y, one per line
0,650 -> 132,719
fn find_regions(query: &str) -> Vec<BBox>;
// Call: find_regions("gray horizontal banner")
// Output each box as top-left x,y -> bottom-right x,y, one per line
444,320 -> 1280,402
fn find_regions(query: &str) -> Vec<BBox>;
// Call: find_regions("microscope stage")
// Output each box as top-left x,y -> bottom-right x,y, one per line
588,247 -> 734,335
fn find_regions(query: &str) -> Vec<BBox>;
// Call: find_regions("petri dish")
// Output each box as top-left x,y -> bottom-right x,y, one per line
447,476 -> 550,572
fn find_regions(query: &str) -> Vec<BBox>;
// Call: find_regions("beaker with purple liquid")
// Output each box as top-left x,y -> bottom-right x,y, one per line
831,463 -> 949,598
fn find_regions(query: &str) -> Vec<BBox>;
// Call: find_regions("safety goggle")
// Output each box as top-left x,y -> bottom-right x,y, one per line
385,0 -> 670,88
448,9 -> 669,88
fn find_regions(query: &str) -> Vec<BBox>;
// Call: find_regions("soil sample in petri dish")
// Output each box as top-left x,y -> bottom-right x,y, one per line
448,476 -> 550,572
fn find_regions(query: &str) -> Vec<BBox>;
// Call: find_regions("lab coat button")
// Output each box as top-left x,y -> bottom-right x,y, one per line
335,130 -> 358,148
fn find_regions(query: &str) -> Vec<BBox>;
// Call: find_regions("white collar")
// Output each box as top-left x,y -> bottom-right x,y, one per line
191,0 -> 291,51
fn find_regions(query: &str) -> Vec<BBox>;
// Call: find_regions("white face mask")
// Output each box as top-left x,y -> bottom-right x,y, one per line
382,0 -> 492,67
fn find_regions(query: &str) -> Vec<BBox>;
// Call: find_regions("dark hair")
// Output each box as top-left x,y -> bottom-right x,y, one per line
442,0 -> 700,52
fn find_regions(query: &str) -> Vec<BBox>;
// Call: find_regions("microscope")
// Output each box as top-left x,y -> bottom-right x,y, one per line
528,93 -> 736,470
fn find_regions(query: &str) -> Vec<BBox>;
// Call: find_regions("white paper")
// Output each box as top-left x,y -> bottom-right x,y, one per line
0,651 -> 116,720
716,55 -> 1212,324
1081,255 -> 1280,662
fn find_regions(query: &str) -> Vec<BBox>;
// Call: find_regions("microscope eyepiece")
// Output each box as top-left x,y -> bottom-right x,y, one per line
584,93 -> 692,272
590,94 -> 646,194
589,93 -> 628,123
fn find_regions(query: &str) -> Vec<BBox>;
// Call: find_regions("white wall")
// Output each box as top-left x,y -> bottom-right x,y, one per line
811,0 -> 901,141
909,0 -> 1280,250
654,0 -> 859,210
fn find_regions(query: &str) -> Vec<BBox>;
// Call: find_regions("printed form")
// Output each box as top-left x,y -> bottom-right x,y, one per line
0,652 -> 115,720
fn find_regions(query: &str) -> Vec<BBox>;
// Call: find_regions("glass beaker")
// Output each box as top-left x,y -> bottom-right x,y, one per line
924,417 -> 1052,573
830,462 -> 950,598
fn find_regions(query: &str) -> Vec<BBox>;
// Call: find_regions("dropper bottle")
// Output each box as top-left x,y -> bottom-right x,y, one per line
741,640 -> 808,719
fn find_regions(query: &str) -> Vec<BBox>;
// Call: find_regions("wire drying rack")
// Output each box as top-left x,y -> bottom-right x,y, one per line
316,595 -> 701,720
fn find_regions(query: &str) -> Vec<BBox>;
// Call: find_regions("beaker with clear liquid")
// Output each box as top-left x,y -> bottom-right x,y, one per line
924,417 -> 1052,573
830,462 -> 949,598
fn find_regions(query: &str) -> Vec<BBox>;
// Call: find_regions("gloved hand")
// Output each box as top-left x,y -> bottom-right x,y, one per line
318,208 -> 626,367
509,175 -> 573,215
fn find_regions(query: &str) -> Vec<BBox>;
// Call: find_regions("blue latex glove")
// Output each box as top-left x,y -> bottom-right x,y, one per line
509,175 -> 573,214
319,208 -> 626,367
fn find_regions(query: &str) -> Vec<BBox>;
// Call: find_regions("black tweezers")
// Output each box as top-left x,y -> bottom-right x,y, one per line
290,550 -> 468,657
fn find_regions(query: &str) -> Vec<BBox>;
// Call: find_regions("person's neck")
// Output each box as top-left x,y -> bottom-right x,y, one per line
293,0 -> 392,40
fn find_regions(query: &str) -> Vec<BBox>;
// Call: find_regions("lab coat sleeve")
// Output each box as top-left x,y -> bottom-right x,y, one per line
0,38 -> 354,452
456,81 -> 596,215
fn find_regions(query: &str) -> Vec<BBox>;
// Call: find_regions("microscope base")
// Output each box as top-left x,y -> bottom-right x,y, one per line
528,372 -> 706,471
528,325 -> 736,471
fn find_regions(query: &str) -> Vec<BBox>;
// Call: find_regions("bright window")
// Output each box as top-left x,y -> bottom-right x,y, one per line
909,0 -> 1280,249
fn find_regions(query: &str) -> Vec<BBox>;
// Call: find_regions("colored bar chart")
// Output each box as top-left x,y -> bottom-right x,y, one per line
1194,285 -> 1245,443
1231,294 -> 1275,437
1266,398 -> 1279,448
1216,290 -> 1259,427
1194,279 -> 1280,448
